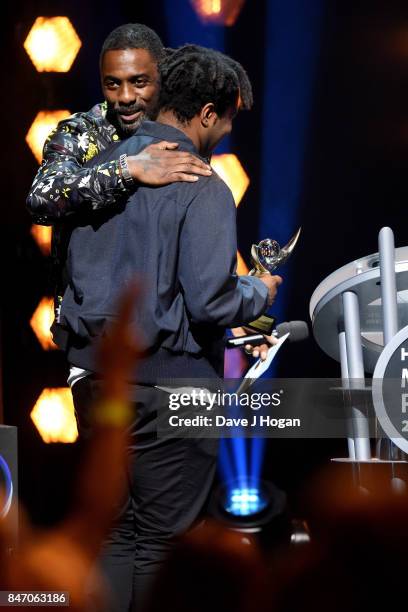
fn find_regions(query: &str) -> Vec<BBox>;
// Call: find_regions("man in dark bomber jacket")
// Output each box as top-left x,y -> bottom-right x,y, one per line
61,46 -> 282,612
62,116 -> 271,381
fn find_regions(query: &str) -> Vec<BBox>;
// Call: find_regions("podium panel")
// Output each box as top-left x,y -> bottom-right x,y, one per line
310,246 -> 408,373
0,425 -> 18,551
310,230 -> 408,464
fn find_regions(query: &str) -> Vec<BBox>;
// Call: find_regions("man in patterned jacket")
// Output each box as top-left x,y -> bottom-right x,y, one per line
26,23 -> 212,342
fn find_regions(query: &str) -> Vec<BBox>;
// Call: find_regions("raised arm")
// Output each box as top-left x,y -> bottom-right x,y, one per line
26,112 -> 132,224
27,113 -> 212,225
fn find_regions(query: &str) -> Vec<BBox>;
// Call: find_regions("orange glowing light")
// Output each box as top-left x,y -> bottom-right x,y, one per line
26,110 -> 71,164
30,296 -> 57,351
24,17 -> 82,72
236,250 -> 249,275
31,224 -> 52,256
211,154 -> 249,206
31,388 -> 78,443
191,0 -> 245,25
203,0 -> 222,15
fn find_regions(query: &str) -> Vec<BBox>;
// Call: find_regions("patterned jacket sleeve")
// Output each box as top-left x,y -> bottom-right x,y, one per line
26,114 -> 131,225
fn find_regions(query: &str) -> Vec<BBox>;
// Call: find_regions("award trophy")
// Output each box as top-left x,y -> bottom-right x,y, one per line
249,227 -> 302,276
245,227 -> 301,335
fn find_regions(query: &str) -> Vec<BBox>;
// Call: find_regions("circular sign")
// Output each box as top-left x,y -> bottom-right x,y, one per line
372,325 -> 408,454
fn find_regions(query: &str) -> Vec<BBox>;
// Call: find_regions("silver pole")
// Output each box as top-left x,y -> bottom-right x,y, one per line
379,226 -> 398,344
342,291 -> 371,461
339,331 -> 356,460
378,227 -> 405,462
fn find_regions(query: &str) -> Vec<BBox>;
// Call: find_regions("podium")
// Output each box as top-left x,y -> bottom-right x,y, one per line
309,227 -> 408,480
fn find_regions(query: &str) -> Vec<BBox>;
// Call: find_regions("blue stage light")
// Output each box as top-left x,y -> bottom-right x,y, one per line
208,478 -> 288,549
208,477 -> 309,551
218,437 -> 268,510
226,486 -> 267,516
218,478 -> 274,520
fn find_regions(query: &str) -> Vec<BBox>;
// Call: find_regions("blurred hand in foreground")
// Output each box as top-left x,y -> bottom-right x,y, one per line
0,283 -> 141,611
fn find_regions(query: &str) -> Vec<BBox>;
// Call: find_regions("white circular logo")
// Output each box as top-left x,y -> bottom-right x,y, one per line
372,325 -> 408,454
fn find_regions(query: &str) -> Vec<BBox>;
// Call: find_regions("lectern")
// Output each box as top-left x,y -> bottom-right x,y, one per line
310,227 -> 408,482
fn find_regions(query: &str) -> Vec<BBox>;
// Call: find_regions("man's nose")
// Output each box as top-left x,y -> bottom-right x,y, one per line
118,83 -> 136,105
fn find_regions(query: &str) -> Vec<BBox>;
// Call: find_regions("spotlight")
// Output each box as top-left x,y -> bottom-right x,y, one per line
30,296 -> 57,351
24,17 -> 82,73
31,224 -> 52,256
226,486 -> 268,516
31,388 -> 78,443
26,110 -> 71,164
209,478 -> 312,551
211,154 -> 249,206
191,0 -> 246,26
208,478 -> 289,548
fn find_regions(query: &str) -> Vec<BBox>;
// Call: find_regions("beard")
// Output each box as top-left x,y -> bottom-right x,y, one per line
107,100 -> 159,137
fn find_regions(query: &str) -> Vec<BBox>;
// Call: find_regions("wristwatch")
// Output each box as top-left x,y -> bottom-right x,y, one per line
118,153 -> 134,187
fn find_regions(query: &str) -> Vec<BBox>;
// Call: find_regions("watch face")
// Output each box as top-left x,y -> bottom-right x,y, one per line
245,315 -> 276,336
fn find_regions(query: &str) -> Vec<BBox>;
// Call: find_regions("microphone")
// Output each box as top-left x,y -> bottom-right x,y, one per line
226,320 -> 309,348
272,320 -> 309,343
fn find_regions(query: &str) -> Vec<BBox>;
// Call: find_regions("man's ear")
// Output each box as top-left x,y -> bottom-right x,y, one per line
200,103 -> 217,128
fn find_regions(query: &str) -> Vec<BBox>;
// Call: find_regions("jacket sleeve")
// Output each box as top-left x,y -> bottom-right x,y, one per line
26,116 -> 131,225
178,178 -> 269,327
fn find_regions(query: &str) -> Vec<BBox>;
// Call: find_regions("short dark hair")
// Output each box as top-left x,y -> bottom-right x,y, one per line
100,23 -> 164,65
159,45 -> 253,124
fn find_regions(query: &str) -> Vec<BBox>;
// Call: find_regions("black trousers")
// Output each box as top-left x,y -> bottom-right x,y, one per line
71,376 -> 218,612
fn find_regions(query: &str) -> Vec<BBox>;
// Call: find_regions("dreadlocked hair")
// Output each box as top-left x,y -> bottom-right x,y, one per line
100,23 -> 164,65
223,56 -> 253,110
159,45 -> 252,124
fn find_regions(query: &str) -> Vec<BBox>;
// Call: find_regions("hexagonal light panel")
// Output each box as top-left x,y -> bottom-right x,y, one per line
30,296 -> 57,351
211,154 -> 249,206
190,0 -> 245,25
26,110 -> 71,164
31,224 -> 52,256
31,388 -> 78,443
24,16 -> 82,72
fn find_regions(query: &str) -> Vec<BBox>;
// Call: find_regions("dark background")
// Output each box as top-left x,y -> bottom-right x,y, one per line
1,0 -> 407,523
